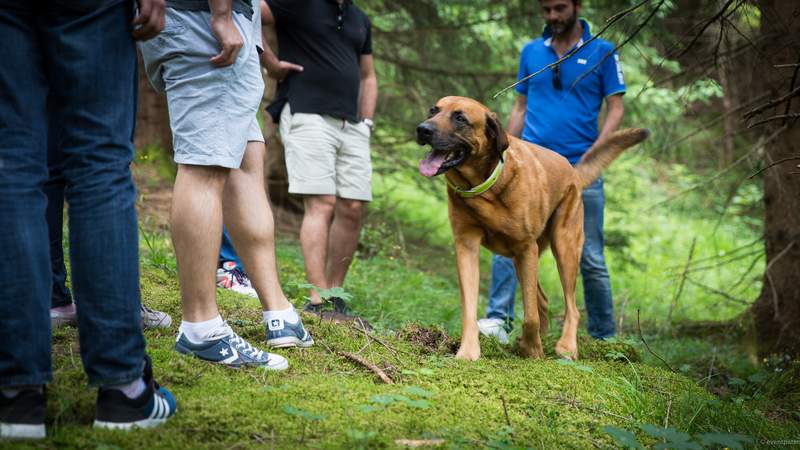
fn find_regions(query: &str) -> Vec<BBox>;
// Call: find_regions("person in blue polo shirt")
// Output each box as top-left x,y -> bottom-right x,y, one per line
477,0 -> 626,343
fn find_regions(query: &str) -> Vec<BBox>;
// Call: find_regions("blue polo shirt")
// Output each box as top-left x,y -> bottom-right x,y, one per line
515,19 -> 626,163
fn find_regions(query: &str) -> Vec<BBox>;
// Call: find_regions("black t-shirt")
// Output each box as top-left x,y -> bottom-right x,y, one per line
166,0 -> 253,18
266,0 -> 372,123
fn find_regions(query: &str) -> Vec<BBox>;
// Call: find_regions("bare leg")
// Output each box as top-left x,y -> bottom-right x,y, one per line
171,164 -> 228,322
326,198 -> 364,287
223,141 -> 291,311
300,195 -> 336,304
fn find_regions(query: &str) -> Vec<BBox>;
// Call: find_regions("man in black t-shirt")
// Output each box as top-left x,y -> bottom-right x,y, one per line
261,0 -> 377,317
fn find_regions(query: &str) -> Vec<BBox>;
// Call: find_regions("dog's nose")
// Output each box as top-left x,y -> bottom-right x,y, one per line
416,122 -> 435,144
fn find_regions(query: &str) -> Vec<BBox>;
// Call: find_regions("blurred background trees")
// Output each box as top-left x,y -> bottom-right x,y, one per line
133,0 -> 799,357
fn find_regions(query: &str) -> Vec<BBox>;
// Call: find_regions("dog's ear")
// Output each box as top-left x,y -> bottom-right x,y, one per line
485,112 -> 509,162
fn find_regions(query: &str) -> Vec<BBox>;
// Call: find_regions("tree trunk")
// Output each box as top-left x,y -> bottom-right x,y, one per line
261,25 -> 304,232
134,52 -> 172,153
751,0 -> 800,357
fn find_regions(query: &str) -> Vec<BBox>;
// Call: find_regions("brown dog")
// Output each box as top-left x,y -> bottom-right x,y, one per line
416,96 -> 648,361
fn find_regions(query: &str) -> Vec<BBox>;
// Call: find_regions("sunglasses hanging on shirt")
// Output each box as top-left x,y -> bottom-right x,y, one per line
551,64 -> 563,91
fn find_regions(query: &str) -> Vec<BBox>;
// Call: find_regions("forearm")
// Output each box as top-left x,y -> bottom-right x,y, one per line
507,108 -> 524,138
597,97 -> 624,143
259,26 -> 280,71
208,0 -> 232,18
358,75 -> 377,120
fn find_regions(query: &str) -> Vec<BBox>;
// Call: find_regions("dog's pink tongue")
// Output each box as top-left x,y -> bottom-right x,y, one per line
419,154 -> 445,177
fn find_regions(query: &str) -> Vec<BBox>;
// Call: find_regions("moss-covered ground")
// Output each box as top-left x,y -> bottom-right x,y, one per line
10,241 -> 798,450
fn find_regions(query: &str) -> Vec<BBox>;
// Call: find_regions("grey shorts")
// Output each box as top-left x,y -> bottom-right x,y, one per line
138,2 -> 264,169
280,104 -> 372,201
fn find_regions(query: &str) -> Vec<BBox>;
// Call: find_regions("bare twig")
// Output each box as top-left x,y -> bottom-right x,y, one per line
668,238 -> 697,327
721,16 -> 766,59
376,53 -> 513,78
747,113 -> 800,129
705,348 -> 718,389
782,54 -> 800,123
665,237 -> 760,269
675,0 -> 740,60
764,241 -> 797,319
637,309 -> 677,373
568,0 -> 666,91
685,276 -> 750,305
338,351 -> 394,384
395,439 -> 447,447
642,36 -> 767,93
492,0 -> 651,98
664,398 -> 673,429
749,156 -> 800,178
743,86 -> 800,119
501,396 -> 511,428
351,322 -> 403,358
775,63 -> 800,68
648,125 -> 787,210
550,395 -> 636,422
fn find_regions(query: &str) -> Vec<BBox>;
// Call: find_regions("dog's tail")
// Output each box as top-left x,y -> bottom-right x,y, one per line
575,128 -> 650,189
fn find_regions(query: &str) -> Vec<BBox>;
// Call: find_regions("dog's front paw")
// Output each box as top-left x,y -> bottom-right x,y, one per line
555,339 -> 578,361
455,345 -> 481,361
520,343 -> 545,359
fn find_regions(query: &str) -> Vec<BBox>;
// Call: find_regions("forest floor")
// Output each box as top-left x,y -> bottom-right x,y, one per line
12,152 -> 798,449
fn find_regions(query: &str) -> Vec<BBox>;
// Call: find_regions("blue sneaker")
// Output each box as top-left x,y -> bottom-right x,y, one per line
266,316 -> 314,349
93,356 -> 176,430
175,323 -> 289,371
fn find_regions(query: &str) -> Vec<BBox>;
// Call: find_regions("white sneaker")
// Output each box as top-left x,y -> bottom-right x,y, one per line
477,318 -> 509,344
216,261 -> 258,298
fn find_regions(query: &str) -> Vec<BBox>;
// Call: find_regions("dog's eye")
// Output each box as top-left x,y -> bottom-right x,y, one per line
428,106 -> 439,118
452,112 -> 469,124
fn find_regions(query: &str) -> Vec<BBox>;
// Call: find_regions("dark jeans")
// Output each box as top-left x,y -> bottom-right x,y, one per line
0,0 -> 145,387
219,226 -> 243,268
486,178 -> 616,339
45,120 -> 73,309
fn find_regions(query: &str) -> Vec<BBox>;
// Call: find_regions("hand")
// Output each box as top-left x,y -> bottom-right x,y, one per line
266,60 -> 304,81
210,14 -> 244,67
132,0 -> 165,41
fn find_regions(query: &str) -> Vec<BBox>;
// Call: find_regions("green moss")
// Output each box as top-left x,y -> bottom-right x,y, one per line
14,262 -> 795,449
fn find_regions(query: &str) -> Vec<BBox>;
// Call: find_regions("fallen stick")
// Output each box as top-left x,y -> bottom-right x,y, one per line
638,309 -> 677,373
338,351 -> 394,384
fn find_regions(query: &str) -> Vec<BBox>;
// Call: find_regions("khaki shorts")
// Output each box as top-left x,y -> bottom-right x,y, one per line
280,104 -> 372,201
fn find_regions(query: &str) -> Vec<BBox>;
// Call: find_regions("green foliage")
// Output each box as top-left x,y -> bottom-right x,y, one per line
604,423 -> 753,450
283,404 -> 326,421
297,283 -> 354,302
140,226 -> 177,274
604,425 -> 645,449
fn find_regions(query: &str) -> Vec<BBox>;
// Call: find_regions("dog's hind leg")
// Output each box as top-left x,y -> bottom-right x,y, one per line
550,186 -> 583,360
537,282 -> 549,336
453,227 -> 484,361
514,244 -> 545,359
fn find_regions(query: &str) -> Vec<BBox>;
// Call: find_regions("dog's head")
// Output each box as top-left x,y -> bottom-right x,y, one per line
416,96 -> 509,177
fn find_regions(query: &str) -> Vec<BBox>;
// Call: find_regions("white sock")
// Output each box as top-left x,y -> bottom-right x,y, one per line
180,315 -> 226,344
109,377 -> 146,399
263,306 -> 299,324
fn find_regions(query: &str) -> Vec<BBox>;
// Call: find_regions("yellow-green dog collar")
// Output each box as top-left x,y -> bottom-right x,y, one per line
445,158 -> 504,198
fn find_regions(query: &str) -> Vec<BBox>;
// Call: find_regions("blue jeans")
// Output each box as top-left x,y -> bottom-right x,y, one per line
219,226 -> 243,268
0,0 -> 145,387
45,130 -> 73,309
486,178 -> 616,339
